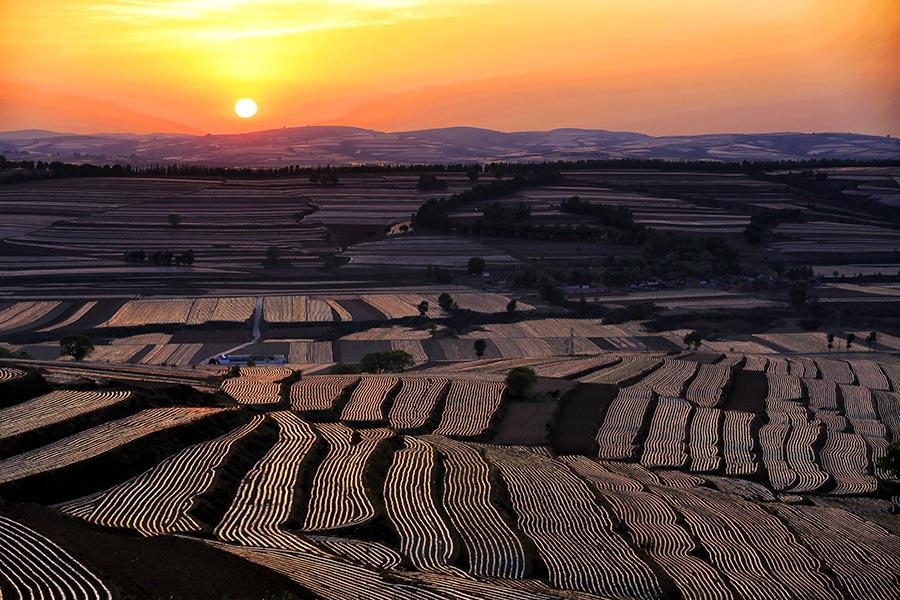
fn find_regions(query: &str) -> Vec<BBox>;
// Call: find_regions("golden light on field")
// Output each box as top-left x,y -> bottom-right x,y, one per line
1,0 -> 898,134
234,98 -> 258,119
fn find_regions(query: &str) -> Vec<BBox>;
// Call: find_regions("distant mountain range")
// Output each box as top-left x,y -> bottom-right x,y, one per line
1,126 -> 897,166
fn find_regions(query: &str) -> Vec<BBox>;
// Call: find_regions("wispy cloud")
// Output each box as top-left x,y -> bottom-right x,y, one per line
85,0 -> 497,44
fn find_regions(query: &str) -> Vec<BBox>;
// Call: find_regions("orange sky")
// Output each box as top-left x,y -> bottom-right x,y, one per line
1,0 -> 898,135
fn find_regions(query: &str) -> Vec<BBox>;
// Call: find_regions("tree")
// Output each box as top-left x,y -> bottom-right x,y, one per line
846,333 -> 855,350
264,246 -> 281,266
876,441 -> 900,478
167,213 -> 181,227
466,168 -> 480,183
360,350 -> 415,374
505,367 -> 537,399
474,339 -> 487,358
788,284 -> 808,306
867,331 -> 878,351
438,293 -> 455,312
827,333 -> 835,352
683,331 -> 702,350
773,259 -> 785,276
506,299 -> 517,314
417,174 -> 448,191
60,335 -> 94,361
467,257 -> 485,275
417,300 -> 429,317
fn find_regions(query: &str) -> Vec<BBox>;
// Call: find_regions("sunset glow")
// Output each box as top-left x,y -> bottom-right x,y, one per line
1,0 -> 898,135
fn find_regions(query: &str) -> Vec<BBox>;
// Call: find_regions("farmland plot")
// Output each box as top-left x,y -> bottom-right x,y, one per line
580,356 -> 663,386
596,388 -> 654,460
688,406 -> 722,473
303,423 -> 393,531
0,407 -> 227,484
722,410 -> 758,476
388,378 -> 448,431
215,412 -> 322,553
847,360 -> 890,390
383,436 -> 460,572
661,486 -> 842,599
423,435 -> 527,579
632,359 -> 698,397
482,445 -> 664,599
58,416 -> 263,536
816,359 -> 855,385
685,364 -> 732,407
641,397 -> 693,468
0,515 -> 112,600
340,375 -> 399,422
0,390 -> 131,441
599,489 -> 736,600
289,375 -> 358,412
768,503 -> 900,598
434,379 -> 506,438
221,378 -> 282,405
102,299 -> 193,327
0,301 -> 61,332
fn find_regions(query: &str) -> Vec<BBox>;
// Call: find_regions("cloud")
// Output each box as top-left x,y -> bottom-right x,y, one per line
84,0 -> 498,44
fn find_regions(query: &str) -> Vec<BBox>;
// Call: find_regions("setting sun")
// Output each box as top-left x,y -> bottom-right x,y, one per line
234,98 -> 258,119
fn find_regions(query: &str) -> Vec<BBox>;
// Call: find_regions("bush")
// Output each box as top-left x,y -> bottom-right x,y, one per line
360,350 -> 415,374
467,257 -> 485,275
506,367 -> 537,398
60,335 -> 94,361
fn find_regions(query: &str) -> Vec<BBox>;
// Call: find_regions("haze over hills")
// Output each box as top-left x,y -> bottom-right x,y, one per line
1,126 -> 897,167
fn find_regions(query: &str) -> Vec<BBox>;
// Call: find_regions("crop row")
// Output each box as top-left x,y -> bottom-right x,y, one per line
290,376 -> 358,412
0,389 -> 131,441
215,411 -> 322,554
0,515 -> 112,600
0,301 -> 60,332
383,436 -> 459,572
388,378 -> 448,431
433,380 -> 506,438
221,378 -> 282,405
0,407 -> 226,484
59,416 -> 264,535
0,366 -> 25,382
482,445 -> 664,599
424,435 -> 527,579
684,364 -> 732,407
340,376 -> 399,422
633,359 -> 698,398
302,423 -> 392,531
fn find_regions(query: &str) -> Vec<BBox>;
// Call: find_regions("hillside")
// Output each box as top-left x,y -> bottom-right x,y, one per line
0,355 -> 897,599
1,126 -> 898,166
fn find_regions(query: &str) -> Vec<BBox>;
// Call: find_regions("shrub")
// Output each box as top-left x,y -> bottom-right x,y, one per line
506,367 -> 537,398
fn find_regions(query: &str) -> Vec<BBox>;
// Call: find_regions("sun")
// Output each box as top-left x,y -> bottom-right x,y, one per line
234,98 -> 258,119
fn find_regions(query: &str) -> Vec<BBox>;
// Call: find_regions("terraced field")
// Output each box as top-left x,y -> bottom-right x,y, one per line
1,355 -> 898,599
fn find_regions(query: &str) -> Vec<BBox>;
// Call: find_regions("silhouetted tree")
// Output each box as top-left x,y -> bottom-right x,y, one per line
846,333 -> 856,350
167,213 -> 181,227
506,299 -> 517,314
827,333 -> 835,352
438,293 -> 455,312
468,257 -> 485,275
265,246 -> 281,266
417,300 -> 429,318
867,331 -> 878,351
474,339 -> 487,358
60,335 -> 94,361
505,367 -> 537,398
360,350 -> 415,373
683,331 -> 703,350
